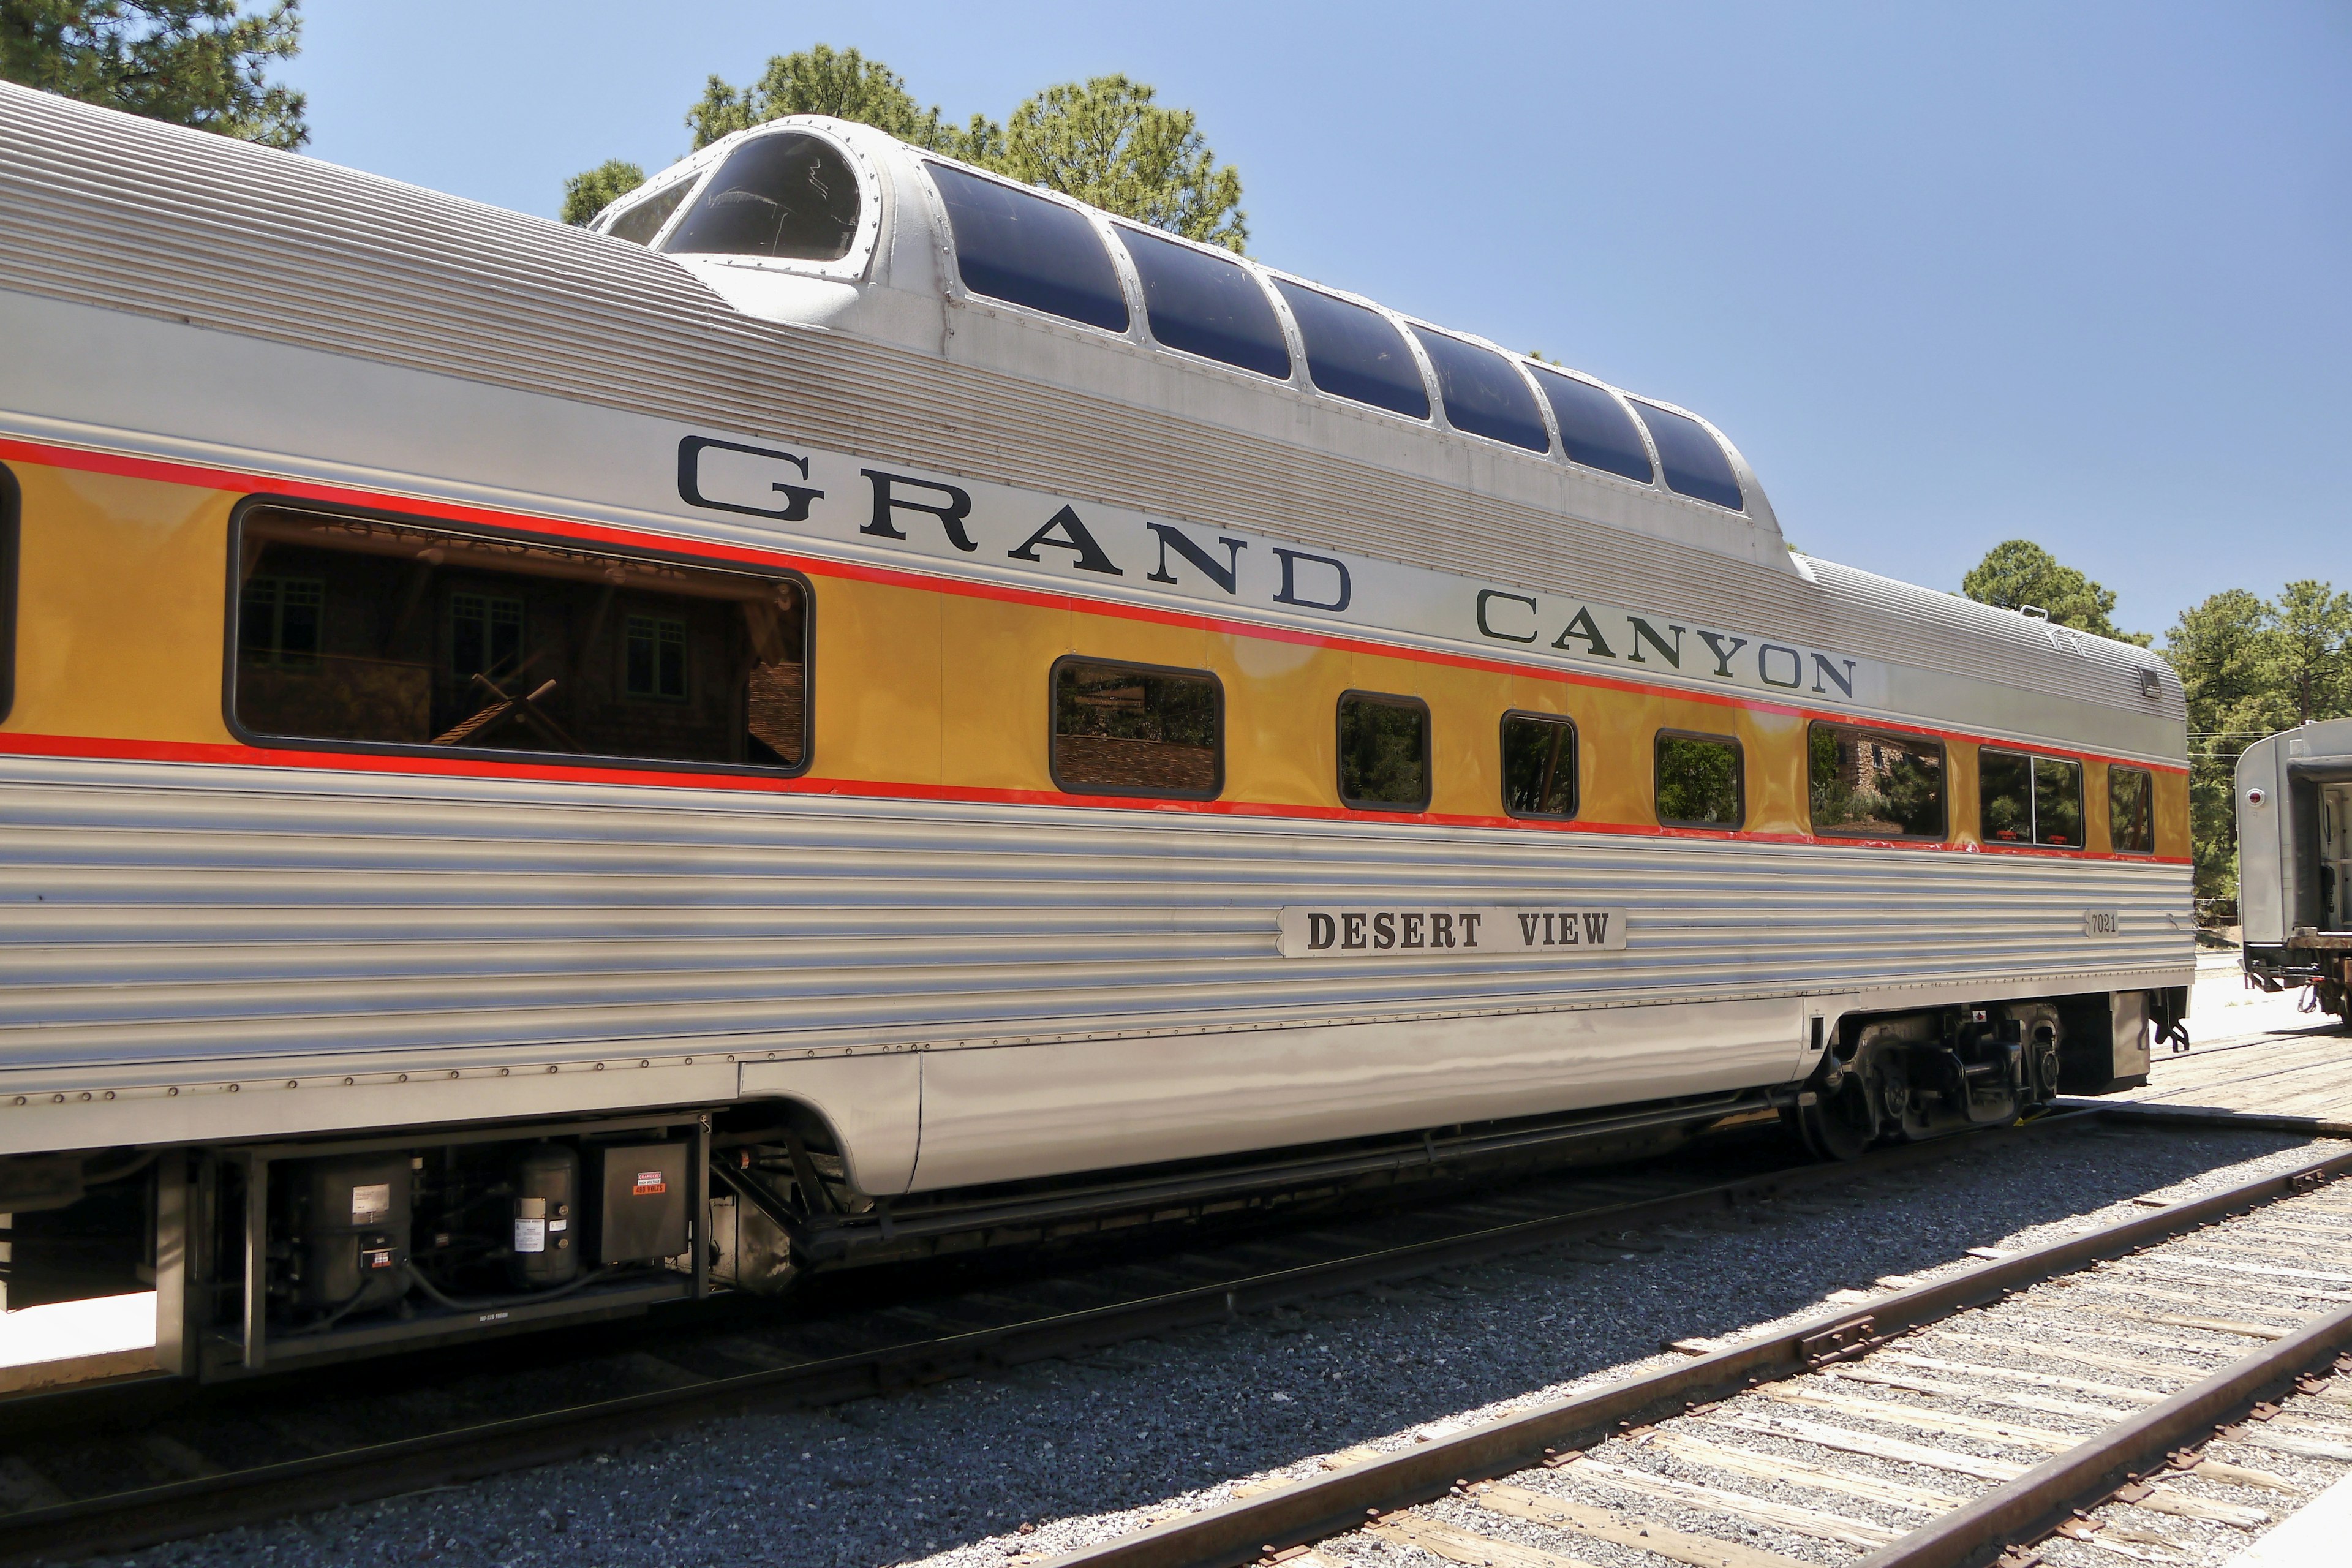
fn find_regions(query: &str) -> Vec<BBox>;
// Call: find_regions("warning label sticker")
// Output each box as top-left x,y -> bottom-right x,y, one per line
633,1170 -> 668,1196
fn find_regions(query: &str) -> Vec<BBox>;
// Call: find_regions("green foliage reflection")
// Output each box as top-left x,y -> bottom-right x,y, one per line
1656,734 -> 1740,827
1809,725 -> 1943,837
1339,695 -> 1427,808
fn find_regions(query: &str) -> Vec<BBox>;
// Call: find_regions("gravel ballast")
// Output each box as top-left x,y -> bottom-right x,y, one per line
97,1124 -> 2340,1568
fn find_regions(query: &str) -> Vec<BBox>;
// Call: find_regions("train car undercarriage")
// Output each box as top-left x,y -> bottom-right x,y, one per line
0,987 -> 2174,1387
1779,990 -> 2168,1161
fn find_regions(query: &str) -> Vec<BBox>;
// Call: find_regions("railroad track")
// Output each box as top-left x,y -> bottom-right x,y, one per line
0,1107 -> 2322,1566
0,1112 -> 2144,1565
1035,1139 -> 2352,1568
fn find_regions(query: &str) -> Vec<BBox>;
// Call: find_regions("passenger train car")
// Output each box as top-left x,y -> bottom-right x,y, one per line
0,84 -> 2192,1382
2239,717 -> 2352,1022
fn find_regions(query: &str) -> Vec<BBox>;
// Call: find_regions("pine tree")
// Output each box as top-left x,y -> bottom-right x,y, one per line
992,75 -> 1245,251
2165,582 -> 2352,903
562,47 -> 1245,249
1959,539 -> 2148,645
0,0 -> 306,148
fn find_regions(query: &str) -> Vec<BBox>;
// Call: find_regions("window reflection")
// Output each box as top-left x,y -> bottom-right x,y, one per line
1631,402 -> 1743,511
1528,367 -> 1654,483
232,510 -> 808,771
1409,327 -> 1548,453
1272,281 -> 1429,420
604,180 -> 692,246
2109,766 -> 2156,854
1809,724 -> 1945,839
1051,658 -> 1220,799
1125,228 -> 1289,379
1501,714 -> 1577,818
1656,731 -> 1743,828
1981,749 -> 2083,848
2036,757 -> 2084,848
929,162 -> 1129,331
663,132 -> 859,261
1338,693 -> 1430,810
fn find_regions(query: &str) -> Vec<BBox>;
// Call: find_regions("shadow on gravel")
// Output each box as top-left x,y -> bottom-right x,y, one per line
127,1123 -> 2320,1568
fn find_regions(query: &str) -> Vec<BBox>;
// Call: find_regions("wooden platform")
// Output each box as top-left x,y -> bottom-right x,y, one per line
2101,954 -> 2352,1126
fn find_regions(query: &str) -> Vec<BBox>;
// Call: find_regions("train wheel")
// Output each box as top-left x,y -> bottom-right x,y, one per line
1782,1081 -> 1875,1162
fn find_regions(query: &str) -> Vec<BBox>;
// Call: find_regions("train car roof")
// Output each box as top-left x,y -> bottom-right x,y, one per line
0,85 -> 2182,725
589,117 -> 1780,543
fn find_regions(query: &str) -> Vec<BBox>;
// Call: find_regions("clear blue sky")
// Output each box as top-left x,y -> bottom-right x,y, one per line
278,1 -> 2348,643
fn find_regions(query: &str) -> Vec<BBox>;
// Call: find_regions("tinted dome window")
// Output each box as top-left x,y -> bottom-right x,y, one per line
606,181 -> 692,246
1272,281 -> 1428,419
1410,328 -> 1548,453
1528,367 -> 1654,483
1632,402 -> 1744,510
929,163 -> 1129,332
1125,229 -> 1289,379
663,132 -> 861,262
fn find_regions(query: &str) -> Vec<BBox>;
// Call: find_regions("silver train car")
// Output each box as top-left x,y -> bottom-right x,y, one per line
0,85 -> 2192,1382
2238,716 -> 2352,1020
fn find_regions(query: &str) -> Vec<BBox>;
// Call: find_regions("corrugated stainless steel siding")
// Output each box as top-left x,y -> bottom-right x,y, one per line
0,755 -> 2190,1085
0,85 -> 2174,720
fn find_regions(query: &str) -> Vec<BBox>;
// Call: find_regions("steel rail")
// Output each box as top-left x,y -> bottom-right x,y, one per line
1856,1301 -> 2352,1568
1030,1140 -> 2352,1568
2064,1096 -> 2352,1139
0,1111 -> 2111,1566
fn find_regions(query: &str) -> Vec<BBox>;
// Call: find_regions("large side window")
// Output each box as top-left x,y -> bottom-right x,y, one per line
1631,401 -> 1744,511
1501,712 -> 1577,820
0,463 -> 15,723
1050,657 -> 1221,800
1980,749 -> 2084,848
1124,228 -> 1289,380
1527,367 -> 1655,483
1408,327 -> 1549,453
1337,692 -> 1430,812
1656,731 -> 1743,829
230,508 -> 809,774
1272,281 -> 1430,420
2109,765 -> 2156,854
927,163 -> 1129,332
1808,723 -> 1946,839
662,132 -> 859,262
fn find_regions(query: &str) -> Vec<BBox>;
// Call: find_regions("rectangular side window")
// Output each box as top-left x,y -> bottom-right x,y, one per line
1981,749 -> 2033,843
1338,692 -> 1430,811
2035,756 -> 2084,847
230,507 -> 809,772
1656,731 -> 1743,829
2109,765 -> 2156,854
1050,657 -> 1221,799
0,463 -> 15,723
1980,748 -> 2082,848
1501,712 -> 1577,819
1808,723 -> 1945,839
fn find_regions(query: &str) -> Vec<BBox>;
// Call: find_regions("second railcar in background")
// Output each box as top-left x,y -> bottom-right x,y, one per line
0,85 -> 2192,1384
2239,716 -> 2352,1022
